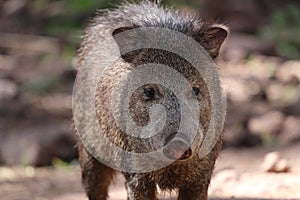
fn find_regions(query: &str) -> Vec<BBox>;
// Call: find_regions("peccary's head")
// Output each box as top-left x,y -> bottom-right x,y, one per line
90,1 -> 228,162
124,55 -> 212,161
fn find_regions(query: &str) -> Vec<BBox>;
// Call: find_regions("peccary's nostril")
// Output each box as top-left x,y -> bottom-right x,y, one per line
163,136 -> 192,160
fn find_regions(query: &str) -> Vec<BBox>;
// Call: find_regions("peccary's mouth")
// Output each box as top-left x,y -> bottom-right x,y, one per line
163,133 -> 192,161
178,148 -> 192,160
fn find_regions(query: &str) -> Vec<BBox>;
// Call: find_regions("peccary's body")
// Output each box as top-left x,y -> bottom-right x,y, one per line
75,1 -> 228,199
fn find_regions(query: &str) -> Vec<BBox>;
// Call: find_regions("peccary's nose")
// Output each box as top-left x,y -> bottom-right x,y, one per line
163,136 -> 192,161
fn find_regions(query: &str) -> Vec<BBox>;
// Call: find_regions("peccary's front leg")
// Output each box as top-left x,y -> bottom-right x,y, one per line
78,140 -> 115,200
123,173 -> 157,200
178,184 -> 209,200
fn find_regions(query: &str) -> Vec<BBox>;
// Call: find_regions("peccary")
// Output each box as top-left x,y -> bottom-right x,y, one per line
74,1 -> 228,199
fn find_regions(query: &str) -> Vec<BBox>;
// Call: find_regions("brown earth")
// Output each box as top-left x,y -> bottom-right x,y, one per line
1,142 -> 299,200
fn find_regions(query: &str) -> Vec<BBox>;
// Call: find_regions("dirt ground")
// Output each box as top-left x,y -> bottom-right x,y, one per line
1,143 -> 299,200
0,1 -> 300,200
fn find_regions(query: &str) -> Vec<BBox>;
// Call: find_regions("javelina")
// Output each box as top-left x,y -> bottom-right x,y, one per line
74,1 -> 228,199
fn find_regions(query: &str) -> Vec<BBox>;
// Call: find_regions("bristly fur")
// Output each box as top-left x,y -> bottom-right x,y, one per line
93,1 -> 206,35
75,1 -> 228,199
77,0 -> 228,69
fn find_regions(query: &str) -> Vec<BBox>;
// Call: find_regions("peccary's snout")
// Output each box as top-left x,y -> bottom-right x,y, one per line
163,134 -> 192,161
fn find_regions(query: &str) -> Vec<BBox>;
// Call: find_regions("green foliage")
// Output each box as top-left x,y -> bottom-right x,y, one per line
162,0 -> 197,8
43,0 -> 195,63
44,0 -> 124,64
52,157 -> 71,168
22,75 -> 61,95
260,3 -> 300,59
261,134 -> 280,147
67,0 -> 103,14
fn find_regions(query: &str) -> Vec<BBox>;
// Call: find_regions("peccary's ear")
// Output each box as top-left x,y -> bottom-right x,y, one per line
112,27 -> 135,36
196,25 -> 229,59
112,26 -> 137,63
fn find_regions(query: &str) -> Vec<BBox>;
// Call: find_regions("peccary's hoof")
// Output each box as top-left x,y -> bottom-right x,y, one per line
163,137 -> 192,160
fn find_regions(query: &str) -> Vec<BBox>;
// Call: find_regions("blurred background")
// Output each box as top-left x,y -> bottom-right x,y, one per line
0,0 -> 299,199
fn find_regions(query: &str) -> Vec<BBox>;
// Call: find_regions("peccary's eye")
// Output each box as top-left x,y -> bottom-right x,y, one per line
143,87 -> 156,100
192,87 -> 201,97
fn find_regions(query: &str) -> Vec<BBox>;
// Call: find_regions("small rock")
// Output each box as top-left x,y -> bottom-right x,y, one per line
266,81 -> 299,107
261,151 -> 291,173
279,116 -> 300,145
284,92 -> 300,116
0,55 -> 17,77
0,78 -> 18,101
276,159 -> 291,173
0,123 -> 77,166
261,151 -> 280,172
246,55 -> 280,81
276,60 -> 300,83
223,126 -> 262,148
29,94 -> 72,118
222,34 -> 275,62
248,111 -> 284,136
224,76 -> 262,103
